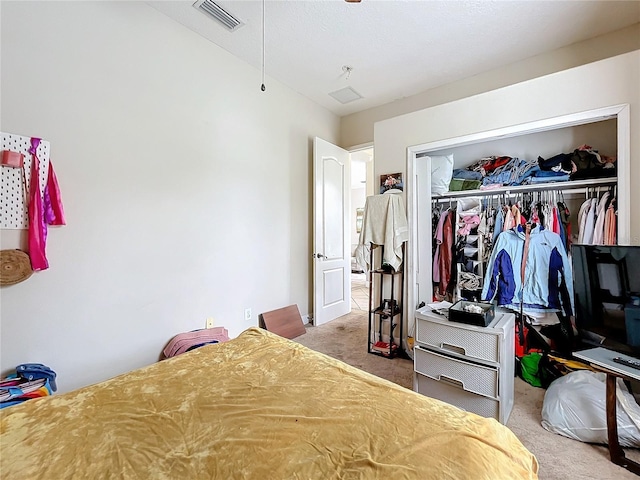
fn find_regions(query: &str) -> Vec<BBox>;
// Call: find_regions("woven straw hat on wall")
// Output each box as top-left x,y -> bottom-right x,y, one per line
0,249 -> 33,286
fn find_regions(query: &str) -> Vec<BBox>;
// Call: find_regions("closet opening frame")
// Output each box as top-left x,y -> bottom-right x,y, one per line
405,103 -> 630,349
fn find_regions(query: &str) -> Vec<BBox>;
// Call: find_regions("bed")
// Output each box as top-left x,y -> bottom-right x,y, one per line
1,327 -> 538,479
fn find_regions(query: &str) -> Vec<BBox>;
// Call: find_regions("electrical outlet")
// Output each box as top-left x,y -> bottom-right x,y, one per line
244,308 -> 252,321
206,317 -> 215,329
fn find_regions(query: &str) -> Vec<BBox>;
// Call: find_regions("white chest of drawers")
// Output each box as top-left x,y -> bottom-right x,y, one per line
413,307 -> 515,424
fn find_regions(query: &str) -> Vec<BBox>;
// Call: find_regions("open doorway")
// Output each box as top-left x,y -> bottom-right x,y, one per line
349,147 -> 373,311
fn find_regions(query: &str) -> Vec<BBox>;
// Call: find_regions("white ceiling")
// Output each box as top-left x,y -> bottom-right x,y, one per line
149,0 -> 640,117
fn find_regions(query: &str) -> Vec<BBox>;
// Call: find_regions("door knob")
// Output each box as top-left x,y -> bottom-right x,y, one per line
314,253 -> 325,259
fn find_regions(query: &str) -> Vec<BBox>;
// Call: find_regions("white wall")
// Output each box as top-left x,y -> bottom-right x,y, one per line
342,23 -> 640,148
0,2 -> 339,392
374,51 -> 640,244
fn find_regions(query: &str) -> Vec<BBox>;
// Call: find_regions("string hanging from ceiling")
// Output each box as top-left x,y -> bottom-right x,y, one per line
261,0 -> 266,92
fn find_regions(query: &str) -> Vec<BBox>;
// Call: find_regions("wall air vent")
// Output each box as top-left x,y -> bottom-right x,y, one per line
328,86 -> 363,105
193,0 -> 244,32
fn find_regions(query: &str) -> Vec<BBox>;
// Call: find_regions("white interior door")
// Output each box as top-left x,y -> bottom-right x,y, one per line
313,137 -> 350,326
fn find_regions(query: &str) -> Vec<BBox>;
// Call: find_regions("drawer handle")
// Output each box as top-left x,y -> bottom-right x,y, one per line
439,342 -> 467,355
439,375 -> 465,390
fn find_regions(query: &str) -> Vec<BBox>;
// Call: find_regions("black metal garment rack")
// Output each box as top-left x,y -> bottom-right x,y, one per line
367,243 -> 404,359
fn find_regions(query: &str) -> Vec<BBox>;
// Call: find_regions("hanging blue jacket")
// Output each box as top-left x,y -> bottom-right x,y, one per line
482,225 -> 574,316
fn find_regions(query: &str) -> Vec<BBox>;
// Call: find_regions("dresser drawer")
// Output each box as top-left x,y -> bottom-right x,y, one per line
415,314 -> 500,364
415,372 -> 500,421
414,346 -> 498,399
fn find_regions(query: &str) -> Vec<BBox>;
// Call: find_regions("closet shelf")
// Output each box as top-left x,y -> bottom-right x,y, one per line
432,177 -> 616,202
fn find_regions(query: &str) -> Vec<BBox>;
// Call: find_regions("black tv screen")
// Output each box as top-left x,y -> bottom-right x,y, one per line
571,244 -> 640,355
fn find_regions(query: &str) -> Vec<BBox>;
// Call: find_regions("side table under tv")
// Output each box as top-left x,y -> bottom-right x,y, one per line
574,347 -> 640,476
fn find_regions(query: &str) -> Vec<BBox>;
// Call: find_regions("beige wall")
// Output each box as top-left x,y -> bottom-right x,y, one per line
374,51 -> 640,244
342,23 -> 640,149
0,1 -> 340,392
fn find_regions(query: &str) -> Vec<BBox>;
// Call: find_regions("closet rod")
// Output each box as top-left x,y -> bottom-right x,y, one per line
431,177 -> 616,203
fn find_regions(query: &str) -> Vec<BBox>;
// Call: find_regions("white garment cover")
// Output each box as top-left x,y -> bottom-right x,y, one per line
355,193 -> 409,273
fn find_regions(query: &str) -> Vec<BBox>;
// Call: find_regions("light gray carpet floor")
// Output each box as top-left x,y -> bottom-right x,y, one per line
295,310 -> 640,480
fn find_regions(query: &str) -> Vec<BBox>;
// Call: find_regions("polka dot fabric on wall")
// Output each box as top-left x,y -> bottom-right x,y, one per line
1,132 -> 50,229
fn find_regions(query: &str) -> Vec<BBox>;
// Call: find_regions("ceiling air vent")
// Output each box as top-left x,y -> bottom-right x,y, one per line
328,86 -> 363,105
193,0 -> 244,32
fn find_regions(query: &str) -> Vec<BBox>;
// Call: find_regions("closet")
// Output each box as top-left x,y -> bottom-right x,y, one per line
429,175 -> 617,307
406,104 -> 631,350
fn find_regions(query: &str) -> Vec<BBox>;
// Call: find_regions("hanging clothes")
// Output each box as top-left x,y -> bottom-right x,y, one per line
541,202 -> 552,231
45,161 -> 65,226
482,225 -> 574,317
551,206 -> 560,235
28,139 -> 47,271
581,197 -> 598,244
557,201 -> 571,252
430,185 -> 581,306
604,197 -> 617,245
477,209 -> 493,266
511,204 -> 522,227
27,138 -> 65,271
503,206 -> 515,231
492,207 -> 504,244
592,191 -> 610,245
432,208 -> 450,283
577,200 -> 588,244
355,193 -> 409,273
431,205 -> 441,258
437,210 -> 455,298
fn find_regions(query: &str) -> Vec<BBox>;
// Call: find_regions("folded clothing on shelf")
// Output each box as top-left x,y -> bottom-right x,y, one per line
449,178 -> 481,191
446,145 -> 616,191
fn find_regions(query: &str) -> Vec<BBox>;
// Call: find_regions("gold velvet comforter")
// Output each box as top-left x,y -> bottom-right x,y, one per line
1,328 -> 538,479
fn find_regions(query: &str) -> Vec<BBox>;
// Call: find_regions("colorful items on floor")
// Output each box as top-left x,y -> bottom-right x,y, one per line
0,363 -> 57,409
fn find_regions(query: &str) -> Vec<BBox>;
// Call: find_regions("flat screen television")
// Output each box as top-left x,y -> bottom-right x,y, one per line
572,244 -> 640,356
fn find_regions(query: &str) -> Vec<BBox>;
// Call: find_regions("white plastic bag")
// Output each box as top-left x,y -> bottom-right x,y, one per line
541,370 -> 640,447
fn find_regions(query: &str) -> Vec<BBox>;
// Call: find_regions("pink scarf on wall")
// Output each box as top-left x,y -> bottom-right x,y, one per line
27,137 -> 65,271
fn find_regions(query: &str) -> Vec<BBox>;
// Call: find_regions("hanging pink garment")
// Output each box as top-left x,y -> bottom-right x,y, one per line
28,138 -> 47,271
511,205 -> 521,226
551,207 -> 561,235
44,161 -> 65,226
604,203 -> 617,245
27,138 -> 65,271
502,207 -> 515,231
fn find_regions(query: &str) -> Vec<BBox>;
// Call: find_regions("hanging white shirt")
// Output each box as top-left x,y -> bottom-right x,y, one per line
355,192 -> 409,273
